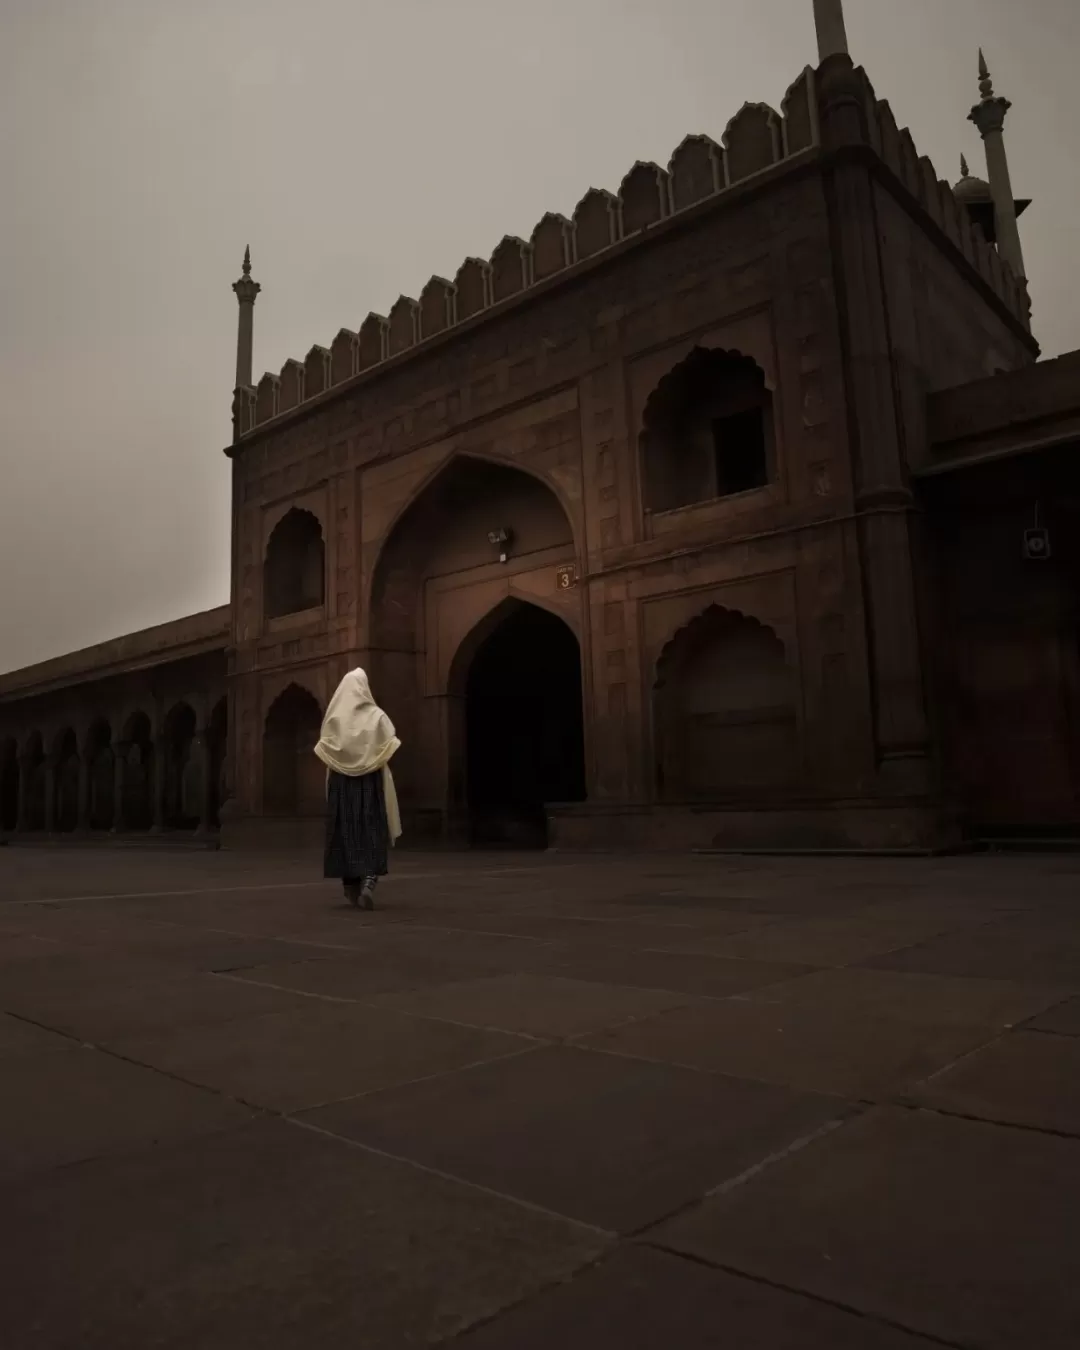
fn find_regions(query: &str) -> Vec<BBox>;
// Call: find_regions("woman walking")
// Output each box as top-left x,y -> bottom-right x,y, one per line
314,667 -> 402,909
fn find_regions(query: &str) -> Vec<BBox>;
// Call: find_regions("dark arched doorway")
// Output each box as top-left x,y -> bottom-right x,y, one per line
464,602 -> 586,847
0,738 -> 18,832
263,685 -> 324,817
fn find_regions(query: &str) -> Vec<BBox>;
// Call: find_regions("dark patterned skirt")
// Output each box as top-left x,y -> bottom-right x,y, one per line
323,769 -> 390,881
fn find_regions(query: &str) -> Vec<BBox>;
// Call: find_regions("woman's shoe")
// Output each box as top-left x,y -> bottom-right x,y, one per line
360,882 -> 376,911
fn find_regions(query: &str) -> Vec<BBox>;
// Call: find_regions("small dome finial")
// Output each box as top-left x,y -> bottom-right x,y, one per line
960,153 -> 970,178
978,48 -> 994,100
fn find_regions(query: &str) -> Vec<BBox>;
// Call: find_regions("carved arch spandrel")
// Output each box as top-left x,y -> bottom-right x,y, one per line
361,447 -> 584,627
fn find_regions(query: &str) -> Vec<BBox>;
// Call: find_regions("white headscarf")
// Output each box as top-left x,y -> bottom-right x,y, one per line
314,668 -> 402,842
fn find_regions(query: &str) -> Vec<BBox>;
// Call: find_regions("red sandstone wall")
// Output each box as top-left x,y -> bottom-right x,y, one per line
226,154 -> 883,836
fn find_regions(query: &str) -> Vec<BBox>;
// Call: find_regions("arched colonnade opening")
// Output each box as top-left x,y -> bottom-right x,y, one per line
52,728 -> 79,832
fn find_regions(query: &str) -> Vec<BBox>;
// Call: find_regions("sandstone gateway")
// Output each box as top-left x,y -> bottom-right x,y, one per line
2,11 -> 1078,852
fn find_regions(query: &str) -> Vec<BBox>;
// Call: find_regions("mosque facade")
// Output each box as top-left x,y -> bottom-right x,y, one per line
2,8 -> 1078,852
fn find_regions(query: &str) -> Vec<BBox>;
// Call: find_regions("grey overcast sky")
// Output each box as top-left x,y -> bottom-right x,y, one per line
1,0 -> 1076,675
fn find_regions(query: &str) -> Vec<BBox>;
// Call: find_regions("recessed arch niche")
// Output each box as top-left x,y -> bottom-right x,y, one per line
653,604 -> 799,800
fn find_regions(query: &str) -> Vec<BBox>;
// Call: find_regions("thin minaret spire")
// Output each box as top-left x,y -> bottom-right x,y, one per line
813,0 -> 849,62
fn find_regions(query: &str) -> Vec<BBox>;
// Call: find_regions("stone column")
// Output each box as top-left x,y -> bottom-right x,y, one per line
76,756 -> 91,831
111,741 -> 128,833
15,758 -> 28,831
44,759 -> 56,833
151,738 -> 167,832
195,732 -> 215,835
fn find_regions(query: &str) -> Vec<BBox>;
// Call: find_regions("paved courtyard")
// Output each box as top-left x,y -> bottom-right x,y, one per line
2,845 -> 1079,1348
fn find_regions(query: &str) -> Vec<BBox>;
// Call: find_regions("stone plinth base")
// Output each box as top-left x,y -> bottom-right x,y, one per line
0,830 -> 219,851
219,815 -> 325,853
546,800 -> 958,855
216,801 -> 960,856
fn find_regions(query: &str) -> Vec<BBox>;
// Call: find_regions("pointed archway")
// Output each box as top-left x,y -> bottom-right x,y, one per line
369,453 -> 580,842
451,599 -> 586,847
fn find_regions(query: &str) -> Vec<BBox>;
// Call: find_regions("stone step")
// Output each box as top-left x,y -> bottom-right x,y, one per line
0,831 -> 220,852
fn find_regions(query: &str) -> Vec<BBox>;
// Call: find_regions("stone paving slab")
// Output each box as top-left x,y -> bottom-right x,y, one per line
368,972 -> 696,1039
304,1043 -> 846,1233
423,910 -> 783,948
2,847 -> 1079,1346
580,999 -> 999,1099
1026,994 -> 1080,1035
483,943 -> 817,1001
0,931 -> 73,963
341,924 -> 574,971
0,1010 -> 73,1059
908,1028 -> 1080,1135
867,912 -> 1080,986
0,1043 -> 255,1180
699,909 -> 1000,966
230,948 -> 510,1000
738,965 -> 1068,1029
657,1106 -> 1080,1350
455,1244 -> 936,1348
114,998 -> 531,1112
2,971 -> 317,1044
1,1116 -> 604,1350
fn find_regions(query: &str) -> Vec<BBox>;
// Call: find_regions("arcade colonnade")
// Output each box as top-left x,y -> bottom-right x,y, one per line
0,697 -> 227,838
0,605 -> 231,843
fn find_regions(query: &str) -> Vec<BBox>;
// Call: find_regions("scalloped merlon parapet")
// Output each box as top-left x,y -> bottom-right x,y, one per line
530,213 -> 573,281
242,69 -> 830,437
420,277 -> 456,338
870,96 -> 1028,329
256,372 -> 280,424
491,236 -> 531,303
388,297 -> 419,356
331,329 -> 359,386
358,314 -> 388,370
574,187 -> 618,262
669,136 -> 723,212
723,103 -> 781,184
304,345 -> 331,400
279,358 -> 305,413
455,258 -> 491,321
781,67 -> 817,156
620,162 -> 670,235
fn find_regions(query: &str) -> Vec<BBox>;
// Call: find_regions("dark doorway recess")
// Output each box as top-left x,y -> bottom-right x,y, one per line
465,602 -> 586,847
